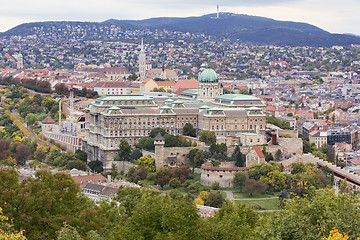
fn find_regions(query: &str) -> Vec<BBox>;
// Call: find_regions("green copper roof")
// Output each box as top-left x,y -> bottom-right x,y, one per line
96,95 -> 153,101
215,94 -> 261,101
199,69 -> 218,83
181,89 -> 198,95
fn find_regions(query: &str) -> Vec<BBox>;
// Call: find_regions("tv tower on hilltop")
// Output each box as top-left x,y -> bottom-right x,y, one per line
217,5 -> 219,19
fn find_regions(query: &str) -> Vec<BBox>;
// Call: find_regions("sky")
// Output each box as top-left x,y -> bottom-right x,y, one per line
0,0 -> 359,35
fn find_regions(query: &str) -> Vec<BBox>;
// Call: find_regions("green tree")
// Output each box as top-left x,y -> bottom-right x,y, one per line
169,178 -> 181,189
149,128 -> 166,138
194,150 -> 205,167
205,191 -> 225,208
199,130 -> 216,145
183,123 -> 196,137
244,179 -> 268,197
88,160 -> 103,173
200,201 -> 259,239
25,113 -> 37,126
75,150 -> 87,162
137,137 -> 154,151
0,168 -> 103,240
57,223 -> 83,240
275,149 -> 282,161
233,171 -> 247,191
259,190 -> 360,240
115,140 -> 131,161
130,148 -> 142,160
164,134 -> 178,147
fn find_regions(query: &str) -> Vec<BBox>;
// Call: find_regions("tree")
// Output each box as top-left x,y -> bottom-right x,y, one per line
199,130 -> 216,145
137,155 -> 155,172
137,137 -> 154,151
209,143 -> 217,154
75,150 -> 87,162
25,113 -> 37,126
170,165 -> 190,183
235,151 -> 246,167
0,207 -> 26,240
194,150 -> 205,167
130,148 -> 142,160
0,169 -> 104,240
201,201 -> 259,240
34,146 -> 48,162
212,182 -> 220,190
14,144 -> 30,165
259,190 -> 360,240
0,139 -> 10,152
291,162 -> 306,174
88,160 -> 103,173
183,123 -> 196,137
57,223 -> 82,240
217,143 -> 227,154
233,171 -> 247,191
275,149 -> 282,161
164,134 -> 178,147
169,178 -> 181,189
244,179 -> 268,197
66,160 -> 87,171
205,191 -> 225,208
115,140 -> 131,161
149,128 -> 166,138
154,167 -> 171,188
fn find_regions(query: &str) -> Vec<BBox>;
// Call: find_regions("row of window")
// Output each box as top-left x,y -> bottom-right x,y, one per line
104,100 -> 153,105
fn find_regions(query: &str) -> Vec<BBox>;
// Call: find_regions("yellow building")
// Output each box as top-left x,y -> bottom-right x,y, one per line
140,78 -> 157,92
309,130 -> 328,148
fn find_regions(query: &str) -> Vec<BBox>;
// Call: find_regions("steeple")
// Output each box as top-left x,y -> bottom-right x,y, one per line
139,38 -> 146,80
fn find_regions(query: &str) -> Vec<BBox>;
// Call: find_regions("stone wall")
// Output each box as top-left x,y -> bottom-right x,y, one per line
278,129 -> 298,138
200,162 -> 248,188
112,161 -> 137,174
201,168 -> 236,188
155,145 -> 208,168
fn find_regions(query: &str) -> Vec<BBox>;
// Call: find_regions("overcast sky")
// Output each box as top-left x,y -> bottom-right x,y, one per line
0,0 -> 359,35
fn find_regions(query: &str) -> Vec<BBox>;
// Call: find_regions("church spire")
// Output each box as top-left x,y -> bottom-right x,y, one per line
139,38 -> 146,80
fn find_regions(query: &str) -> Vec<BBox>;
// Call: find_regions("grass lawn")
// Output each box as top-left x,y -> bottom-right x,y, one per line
235,198 -> 280,210
233,192 -> 278,199
141,179 -> 155,186
190,172 -> 201,182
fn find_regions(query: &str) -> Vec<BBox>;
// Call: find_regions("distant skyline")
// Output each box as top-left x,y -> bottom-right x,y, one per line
1,0 -> 360,35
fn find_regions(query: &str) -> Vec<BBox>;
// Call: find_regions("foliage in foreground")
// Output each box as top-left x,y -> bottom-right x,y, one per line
1,168 -> 360,240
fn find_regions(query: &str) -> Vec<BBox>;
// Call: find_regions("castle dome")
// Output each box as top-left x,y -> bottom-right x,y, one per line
199,69 -> 218,83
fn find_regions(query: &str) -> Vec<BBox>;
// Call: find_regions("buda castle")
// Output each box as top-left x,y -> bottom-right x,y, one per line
82,68 -> 266,168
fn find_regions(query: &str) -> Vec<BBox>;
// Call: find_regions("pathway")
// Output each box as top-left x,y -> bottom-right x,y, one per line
224,191 -> 234,201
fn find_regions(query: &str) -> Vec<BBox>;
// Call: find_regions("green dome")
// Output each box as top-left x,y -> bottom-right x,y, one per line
199,69 -> 218,83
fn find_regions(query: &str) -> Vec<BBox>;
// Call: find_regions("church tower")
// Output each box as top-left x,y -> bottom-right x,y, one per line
16,53 -> 23,69
138,39 -> 146,80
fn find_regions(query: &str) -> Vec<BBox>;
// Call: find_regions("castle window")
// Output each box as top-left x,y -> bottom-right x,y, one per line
207,174 -> 209,177
220,175 -> 223,178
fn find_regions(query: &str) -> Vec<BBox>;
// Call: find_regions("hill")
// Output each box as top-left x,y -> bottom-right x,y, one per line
3,12 -> 360,46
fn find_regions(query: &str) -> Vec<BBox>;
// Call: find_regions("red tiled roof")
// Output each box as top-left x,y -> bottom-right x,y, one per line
201,165 -> 249,171
253,146 -> 265,158
94,81 -> 129,88
72,174 -> 107,187
155,81 -> 176,87
42,115 -> 55,124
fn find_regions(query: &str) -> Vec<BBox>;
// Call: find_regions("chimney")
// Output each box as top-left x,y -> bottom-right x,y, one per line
107,175 -> 112,182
